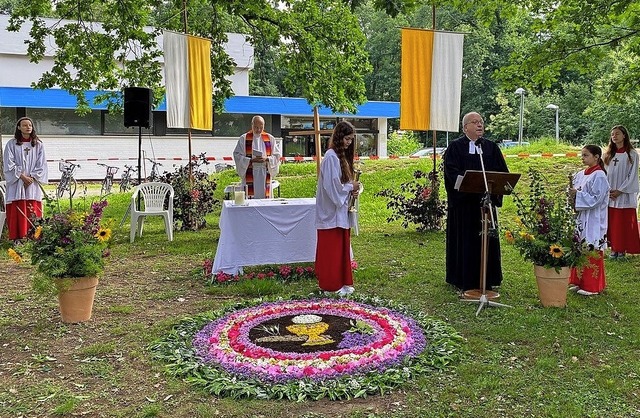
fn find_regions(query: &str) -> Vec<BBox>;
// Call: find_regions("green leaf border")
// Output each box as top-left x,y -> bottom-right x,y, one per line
149,295 -> 465,401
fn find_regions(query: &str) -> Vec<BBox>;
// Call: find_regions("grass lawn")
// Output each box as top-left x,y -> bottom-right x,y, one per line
1,140 -> 639,417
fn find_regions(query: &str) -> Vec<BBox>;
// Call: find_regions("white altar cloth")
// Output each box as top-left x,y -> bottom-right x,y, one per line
212,198 -> 317,275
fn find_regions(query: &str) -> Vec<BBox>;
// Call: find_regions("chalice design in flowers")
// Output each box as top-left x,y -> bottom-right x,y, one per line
286,314 -> 334,346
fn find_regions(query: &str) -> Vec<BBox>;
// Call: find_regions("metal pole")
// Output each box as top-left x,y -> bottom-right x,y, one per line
518,93 -> 524,146
555,108 -> 559,142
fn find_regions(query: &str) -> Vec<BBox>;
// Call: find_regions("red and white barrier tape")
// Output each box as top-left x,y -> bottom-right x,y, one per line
46,152 -> 576,164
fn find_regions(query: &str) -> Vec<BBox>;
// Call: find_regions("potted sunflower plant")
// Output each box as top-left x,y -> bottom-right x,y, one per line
503,168 -> 593,307
8,199 -> 112,322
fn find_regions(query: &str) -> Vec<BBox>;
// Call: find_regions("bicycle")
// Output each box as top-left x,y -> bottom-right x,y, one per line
119,164 -> 137,193
145,158 -> 163,182
56,160 -> 80,199
97,163 -> 119,196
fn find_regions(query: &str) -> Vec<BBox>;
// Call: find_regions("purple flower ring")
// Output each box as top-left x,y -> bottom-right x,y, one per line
152,296 -> 463,400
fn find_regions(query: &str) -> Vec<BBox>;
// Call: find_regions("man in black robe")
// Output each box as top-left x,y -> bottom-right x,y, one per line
443,112 -> 509,292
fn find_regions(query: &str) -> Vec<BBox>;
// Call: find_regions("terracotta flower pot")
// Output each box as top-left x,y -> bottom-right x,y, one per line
56,276 -> 99,323
533,265 -> 570,307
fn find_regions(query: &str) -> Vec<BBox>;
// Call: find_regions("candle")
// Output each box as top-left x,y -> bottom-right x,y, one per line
234,190 -> 245,205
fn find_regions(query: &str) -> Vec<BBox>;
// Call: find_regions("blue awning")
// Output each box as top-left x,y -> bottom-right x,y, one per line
0,87 -> 399,118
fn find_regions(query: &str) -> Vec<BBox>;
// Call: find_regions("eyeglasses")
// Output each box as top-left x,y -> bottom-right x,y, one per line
465,119 -> 484,126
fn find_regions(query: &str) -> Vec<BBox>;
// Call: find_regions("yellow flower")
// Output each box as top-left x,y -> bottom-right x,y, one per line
525,233 -> 535,241
34,226 -> 43,239
549,245 -> 564,258
505,231 -> 515,244
96,227 -> 112,242
7,248 -> 22,263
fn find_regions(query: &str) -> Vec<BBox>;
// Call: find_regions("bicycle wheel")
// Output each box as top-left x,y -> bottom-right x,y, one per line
120,175 -> 129,193
56,177 -> 68,198
69,178 -> 77,198
101,177 -> 112,195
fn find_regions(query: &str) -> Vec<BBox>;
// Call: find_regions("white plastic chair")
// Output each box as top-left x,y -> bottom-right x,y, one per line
130,182 -> 174,243
0,181 -> 6,238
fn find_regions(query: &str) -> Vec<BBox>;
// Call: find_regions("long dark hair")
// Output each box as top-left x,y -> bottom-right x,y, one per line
328,121 -> 356,183
604,125 -> 634,165
14,117 -> 40,147
583,144 -> 606,173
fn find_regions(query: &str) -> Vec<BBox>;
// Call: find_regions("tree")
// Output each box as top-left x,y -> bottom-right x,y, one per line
8,0 -> 372,114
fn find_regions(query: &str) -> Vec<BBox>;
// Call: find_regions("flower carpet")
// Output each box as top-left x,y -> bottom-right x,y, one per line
151,296 -> 463,400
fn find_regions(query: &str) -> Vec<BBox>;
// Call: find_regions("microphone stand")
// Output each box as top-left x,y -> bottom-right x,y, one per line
462,140 -> 512,316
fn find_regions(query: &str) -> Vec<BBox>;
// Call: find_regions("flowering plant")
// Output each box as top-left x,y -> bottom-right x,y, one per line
8,200 -> 112,292
504,169 -> 592,271
376,169 -> 446,231
206,263 -> 316,285
159,153 -> 218,231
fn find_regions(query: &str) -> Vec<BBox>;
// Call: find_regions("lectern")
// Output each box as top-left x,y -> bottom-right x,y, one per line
457,170 -> 521,315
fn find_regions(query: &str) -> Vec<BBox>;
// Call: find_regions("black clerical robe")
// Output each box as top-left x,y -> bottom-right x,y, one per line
443,136 -> 509,291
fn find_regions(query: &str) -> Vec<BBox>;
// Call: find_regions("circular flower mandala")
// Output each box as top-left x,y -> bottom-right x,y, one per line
152,296 -> 463,400
193,299 -> 426,382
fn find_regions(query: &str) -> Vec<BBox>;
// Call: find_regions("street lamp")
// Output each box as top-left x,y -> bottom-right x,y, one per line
546,104 -> 559,142
515,88 -> 525,145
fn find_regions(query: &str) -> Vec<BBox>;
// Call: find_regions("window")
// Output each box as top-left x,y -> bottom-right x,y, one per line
28,108 -> 101,135
214,114 -> 272,137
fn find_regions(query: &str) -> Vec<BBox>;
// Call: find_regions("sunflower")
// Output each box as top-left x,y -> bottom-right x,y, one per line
95,227 -> 112,242
549,244 -> 564,258
7,248 -> 22,263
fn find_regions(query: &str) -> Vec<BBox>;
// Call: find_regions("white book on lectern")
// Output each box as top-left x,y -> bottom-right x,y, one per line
454,175 -> 464,190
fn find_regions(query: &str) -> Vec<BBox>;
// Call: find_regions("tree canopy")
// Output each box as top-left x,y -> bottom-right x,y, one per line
7,0 -> 372,114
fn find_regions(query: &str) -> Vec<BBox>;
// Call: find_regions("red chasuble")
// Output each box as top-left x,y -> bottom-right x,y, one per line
244,132 -> 272,198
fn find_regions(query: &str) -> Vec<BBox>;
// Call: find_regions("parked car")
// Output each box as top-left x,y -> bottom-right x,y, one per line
499,140 -> 530,148
410,147 -> 446,157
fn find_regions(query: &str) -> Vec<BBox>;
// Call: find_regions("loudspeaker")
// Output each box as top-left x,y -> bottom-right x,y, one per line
124,87 -> 153,128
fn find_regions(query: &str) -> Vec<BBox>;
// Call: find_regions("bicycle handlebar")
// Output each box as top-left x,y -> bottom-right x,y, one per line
59,160 -> 80,172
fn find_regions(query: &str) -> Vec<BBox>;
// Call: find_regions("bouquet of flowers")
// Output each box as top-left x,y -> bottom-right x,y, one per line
504,169 -> 593,271
8,200 -> 112,293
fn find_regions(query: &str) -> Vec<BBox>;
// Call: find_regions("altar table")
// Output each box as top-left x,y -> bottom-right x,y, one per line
212,198 -> 317,275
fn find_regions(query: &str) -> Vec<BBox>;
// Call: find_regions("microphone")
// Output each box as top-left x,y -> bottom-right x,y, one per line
475,137 -> 484,154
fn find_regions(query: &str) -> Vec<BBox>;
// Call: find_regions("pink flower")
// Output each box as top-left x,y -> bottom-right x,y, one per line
351,260 -> 358,270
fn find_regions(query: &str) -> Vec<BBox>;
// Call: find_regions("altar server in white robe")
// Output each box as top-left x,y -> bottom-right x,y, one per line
233,115 -> 281,199
569,144 -> 610,296
315,121 -> 360,296
3,117 -> 48,241
603,125 -> 640,258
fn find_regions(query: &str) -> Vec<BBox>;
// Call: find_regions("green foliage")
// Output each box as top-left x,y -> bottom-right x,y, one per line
503,168 -> 594,270
376,169 -> 446,232
158,153 -> 218,231
386,131 -> 422,156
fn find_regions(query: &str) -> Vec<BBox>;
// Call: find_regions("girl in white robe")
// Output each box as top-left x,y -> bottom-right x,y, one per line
2,117 -> 48,241
315,121 -> 360,296
603,125 -> 640,258
569,144 -> 610,295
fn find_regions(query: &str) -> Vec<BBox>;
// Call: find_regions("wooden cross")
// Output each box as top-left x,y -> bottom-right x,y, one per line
612,157 -> 619,166
24,147 -> 31,156
287,107 -> 333,177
